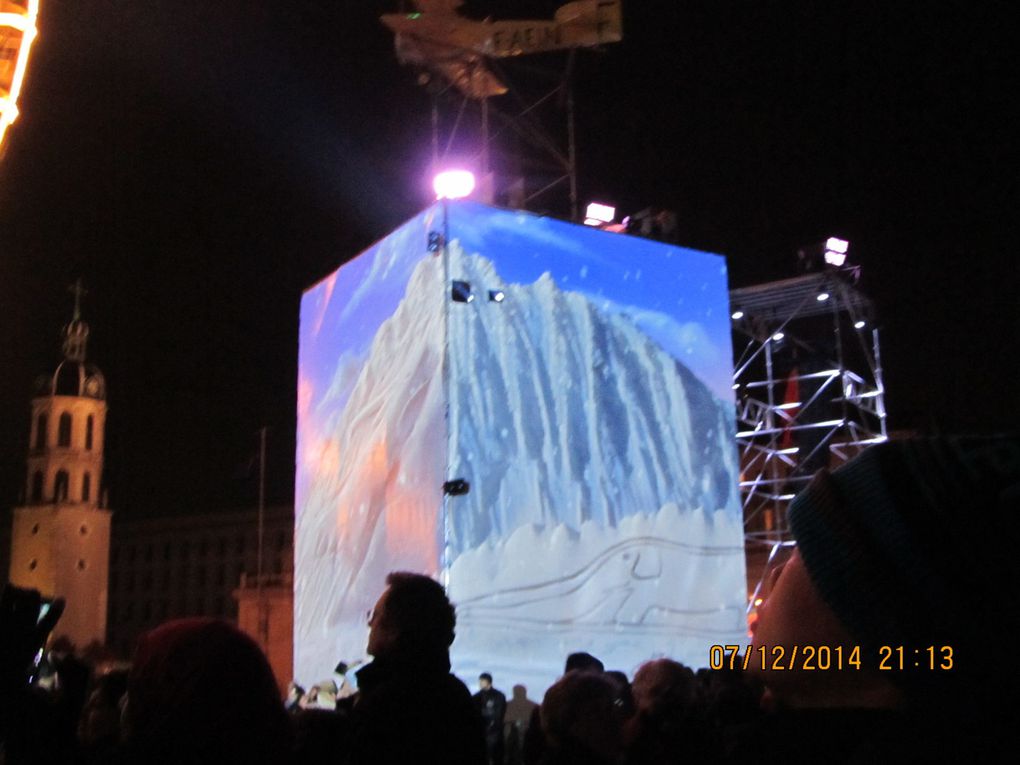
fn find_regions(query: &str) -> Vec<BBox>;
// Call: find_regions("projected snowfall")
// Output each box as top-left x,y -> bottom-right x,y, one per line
295,201 -> 745,691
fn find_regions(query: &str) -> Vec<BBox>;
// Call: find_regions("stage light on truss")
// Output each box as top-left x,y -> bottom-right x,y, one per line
488,289 -> 506,303
854,320 -> 866,329
823,238 -> 850,267
731,310 -> 745,320
584,202 -> 616,226
772,332 -> 785,342
826,237 -> 849,254
434,169 -> 476,199
816,292 -> 830,302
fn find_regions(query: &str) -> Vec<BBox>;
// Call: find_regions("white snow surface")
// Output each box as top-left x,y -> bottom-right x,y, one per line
295,242 -> 745,691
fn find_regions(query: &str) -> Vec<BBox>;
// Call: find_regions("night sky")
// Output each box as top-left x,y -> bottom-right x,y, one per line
1,1 -> 1015,517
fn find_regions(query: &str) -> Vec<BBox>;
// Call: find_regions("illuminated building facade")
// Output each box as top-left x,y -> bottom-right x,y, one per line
106,505 -> 293,659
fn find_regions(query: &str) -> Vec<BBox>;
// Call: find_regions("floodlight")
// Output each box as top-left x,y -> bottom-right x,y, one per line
798,236 -> 852,271
731,310 -> 744,320
434,169 -> 476,200
823,250 -> 847,267
854,320 -> 866,329
772,332 -> 785,341
585,202 -> 615,224
488,290 -> 505,303
823,237 -> 850,267
816,292 -> 830,302
826,237 -> 849,254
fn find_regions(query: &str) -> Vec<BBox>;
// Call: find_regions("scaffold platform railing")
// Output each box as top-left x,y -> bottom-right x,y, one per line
730,268 -> 887,610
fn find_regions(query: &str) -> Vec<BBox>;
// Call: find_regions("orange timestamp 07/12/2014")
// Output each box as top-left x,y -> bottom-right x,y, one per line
709,644 -> 955,672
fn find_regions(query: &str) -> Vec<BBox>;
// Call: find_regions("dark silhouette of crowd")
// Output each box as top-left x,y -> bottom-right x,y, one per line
2,436 -> 1017,764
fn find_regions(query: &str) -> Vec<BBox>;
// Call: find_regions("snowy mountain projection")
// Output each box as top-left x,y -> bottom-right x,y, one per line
295,201 -> 745,692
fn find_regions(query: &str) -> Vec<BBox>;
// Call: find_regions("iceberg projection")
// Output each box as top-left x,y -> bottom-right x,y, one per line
296,201 -> 746,692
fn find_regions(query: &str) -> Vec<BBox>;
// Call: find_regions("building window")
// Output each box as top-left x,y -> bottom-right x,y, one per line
85,415 -> 94,450
31,472 -> 43,502
35,414 -> 47,450
28,559 -> 37,571
79,523 -> 88,536
54,471 -> 69,502
58,413 -> 72,447
77,559 -> 86,571
82,473 -> 91,503
31,523 -> 40,535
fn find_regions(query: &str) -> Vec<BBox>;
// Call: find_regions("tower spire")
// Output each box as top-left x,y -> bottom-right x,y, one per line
62,280 -> 90,362
70,278 -> 87,321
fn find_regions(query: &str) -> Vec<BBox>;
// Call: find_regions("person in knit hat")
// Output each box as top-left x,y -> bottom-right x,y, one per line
121,618 -> 292,765
746,436 -> 1019,760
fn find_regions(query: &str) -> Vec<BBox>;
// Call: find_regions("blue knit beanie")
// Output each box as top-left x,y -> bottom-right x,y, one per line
788,437 -> 1020,693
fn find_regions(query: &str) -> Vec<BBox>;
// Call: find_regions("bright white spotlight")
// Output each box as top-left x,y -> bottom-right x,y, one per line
772,332 -> 785,341
854,320 -> 866,329
434,169 -> 476,200
731,310 -> 744,320
816,292 -> 830,301
824,250 -> 847,267
823,237 -> 849,267
585,202 -> 616,224
826,237 -> 849,254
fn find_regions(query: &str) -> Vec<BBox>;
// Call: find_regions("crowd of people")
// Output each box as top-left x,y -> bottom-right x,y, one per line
2,436 -> 1017,763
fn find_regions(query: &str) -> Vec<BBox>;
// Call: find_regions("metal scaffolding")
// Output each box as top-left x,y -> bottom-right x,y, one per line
730,268 -> 888,606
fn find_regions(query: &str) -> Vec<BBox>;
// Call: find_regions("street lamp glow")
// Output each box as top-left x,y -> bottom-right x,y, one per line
0,0 -> 41,153
433,169 -> 476,199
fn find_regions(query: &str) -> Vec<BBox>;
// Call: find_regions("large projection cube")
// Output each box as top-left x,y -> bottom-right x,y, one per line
296,201 -> 745,692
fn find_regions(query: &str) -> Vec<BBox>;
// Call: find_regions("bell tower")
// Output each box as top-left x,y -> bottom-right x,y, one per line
8,282 -> 112,649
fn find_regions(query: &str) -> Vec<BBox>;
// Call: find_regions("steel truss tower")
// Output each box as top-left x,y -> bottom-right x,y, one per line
729,269 -> 888,606
425,52 -> 581,221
